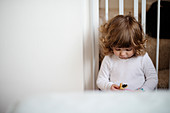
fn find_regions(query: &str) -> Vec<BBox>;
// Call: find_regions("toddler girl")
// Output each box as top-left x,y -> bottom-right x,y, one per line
96,15 -> 158,91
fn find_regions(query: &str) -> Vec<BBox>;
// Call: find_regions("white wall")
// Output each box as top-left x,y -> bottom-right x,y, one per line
0,0 -> 84,113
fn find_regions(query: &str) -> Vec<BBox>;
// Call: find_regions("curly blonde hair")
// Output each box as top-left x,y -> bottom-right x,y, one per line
99,15 -> 146,56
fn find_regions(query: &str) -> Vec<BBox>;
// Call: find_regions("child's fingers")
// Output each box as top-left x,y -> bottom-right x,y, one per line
110,84 -> 120,90
113,85 -> 120,89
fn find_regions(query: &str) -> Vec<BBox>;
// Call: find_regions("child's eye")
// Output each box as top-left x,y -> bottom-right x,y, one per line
115,48 -> 121,51
126,48 -> 132,51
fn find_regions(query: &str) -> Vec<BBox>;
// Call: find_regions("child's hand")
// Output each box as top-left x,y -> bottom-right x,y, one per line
110,84 -> 120,90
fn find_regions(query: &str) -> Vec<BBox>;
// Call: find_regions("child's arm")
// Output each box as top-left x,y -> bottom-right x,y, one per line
96,56 -> 114,90
141,53 -> 158,91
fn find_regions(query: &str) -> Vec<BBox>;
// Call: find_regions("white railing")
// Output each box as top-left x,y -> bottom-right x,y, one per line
91,0 -> 161,89
119,0 -> 124,15
156,0 -> 160,73
141,0 -> 146,34
105,0 -> 109,21
134,0 -> 138,21
91,0 -> 99,90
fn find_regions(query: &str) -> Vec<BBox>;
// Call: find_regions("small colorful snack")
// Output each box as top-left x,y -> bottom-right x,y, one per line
119,83 -> 128,89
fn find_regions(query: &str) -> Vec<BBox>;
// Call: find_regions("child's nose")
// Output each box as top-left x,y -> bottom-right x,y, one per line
120,51 -> 126,56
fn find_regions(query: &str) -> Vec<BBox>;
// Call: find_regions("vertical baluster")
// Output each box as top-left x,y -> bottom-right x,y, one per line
141,0 -> 146,34
92,0 -> 99,90
119,0 -> 124,15
156,0 -> 160,73
134,0 -> 138,21
105,0 -> 109,21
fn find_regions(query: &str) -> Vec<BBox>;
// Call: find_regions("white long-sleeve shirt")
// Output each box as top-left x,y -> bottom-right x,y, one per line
96,53 -> 158,91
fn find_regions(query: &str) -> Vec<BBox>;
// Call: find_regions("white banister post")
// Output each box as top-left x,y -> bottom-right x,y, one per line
105,0 -> 109,21
119,0 -> 124,15
141,0 -> 146,34
92,0 -> 99,90
134,0 -> 138,21
156,0 -> 161,73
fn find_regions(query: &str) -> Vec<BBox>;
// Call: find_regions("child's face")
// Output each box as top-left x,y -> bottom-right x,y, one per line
113,47 -> 134,59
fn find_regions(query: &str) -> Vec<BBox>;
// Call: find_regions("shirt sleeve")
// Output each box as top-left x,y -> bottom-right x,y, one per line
96,56 -> 114,90
141,53 -> 158,91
